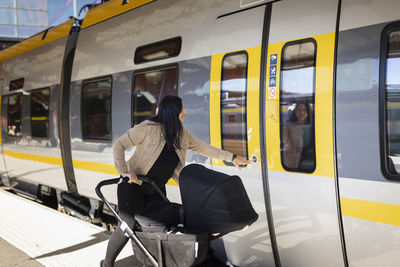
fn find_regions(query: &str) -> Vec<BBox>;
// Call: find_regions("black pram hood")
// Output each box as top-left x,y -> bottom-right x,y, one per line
179,164 -> 258,234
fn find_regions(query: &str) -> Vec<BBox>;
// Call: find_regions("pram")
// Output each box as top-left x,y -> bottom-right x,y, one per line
95,164 -> 258,267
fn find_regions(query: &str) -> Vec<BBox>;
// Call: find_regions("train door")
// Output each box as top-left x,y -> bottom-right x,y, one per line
209,4 -> 276,266
336,0 -> 400,266
264,0 -> 345,266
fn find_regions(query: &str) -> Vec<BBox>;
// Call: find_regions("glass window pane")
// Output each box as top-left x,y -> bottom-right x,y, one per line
48,0 -> 74,26
134,37 -> 181,64
0,8 -> 16,24
385,30 -> 400,174
18,10 -> 47,26
17,0 -> 47,10
0,25 -> 17,37
0,0 -> 15,8
82,78 -> 112,140
280,40 -> 316,173
221,52 -> 248,159
18,26 -> 44,38
132,67 -> 178,125
31,88 -> 49,138
8,94 -> 22,137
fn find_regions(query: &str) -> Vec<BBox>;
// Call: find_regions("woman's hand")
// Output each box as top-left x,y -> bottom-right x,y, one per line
122,172 -> 142,185
233,155 -> 251,170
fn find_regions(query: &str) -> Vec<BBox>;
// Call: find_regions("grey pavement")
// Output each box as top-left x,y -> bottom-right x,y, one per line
0,189 -> 141,267
0,234 -> 141,267
0,237 -> 44,267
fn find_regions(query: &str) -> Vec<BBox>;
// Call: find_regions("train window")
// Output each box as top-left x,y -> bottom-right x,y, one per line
7,93 -> 22,137
134,37 -> 182,64
220,52 -> 248,159
383,28 -> 400,175
132,66 -> 178,126
81,77 -> 112,141
30,88 -> 49,138
280,39 -> 316,173
9,78 -> 24,91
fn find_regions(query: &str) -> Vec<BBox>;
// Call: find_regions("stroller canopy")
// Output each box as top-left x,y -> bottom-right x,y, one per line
179,164 -> 258,234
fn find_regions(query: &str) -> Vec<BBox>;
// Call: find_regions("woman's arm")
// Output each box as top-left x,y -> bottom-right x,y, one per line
113,124 -> 148,182
184,127 -> 250,169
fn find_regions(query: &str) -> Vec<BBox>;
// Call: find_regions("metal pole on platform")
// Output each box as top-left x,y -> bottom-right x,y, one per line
73,0 -> 77,17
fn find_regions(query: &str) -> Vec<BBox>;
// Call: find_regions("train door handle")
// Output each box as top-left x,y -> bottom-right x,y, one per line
251,154 -> 258,163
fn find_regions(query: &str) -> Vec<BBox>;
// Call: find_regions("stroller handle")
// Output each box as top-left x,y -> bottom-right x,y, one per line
95,175 -> 170,202
95,176 -> 159,267
95,175 -> 169,203
95,177 -> 121,201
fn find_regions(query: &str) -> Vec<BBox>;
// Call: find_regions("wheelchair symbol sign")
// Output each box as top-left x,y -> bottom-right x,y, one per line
269,77 -> 276,87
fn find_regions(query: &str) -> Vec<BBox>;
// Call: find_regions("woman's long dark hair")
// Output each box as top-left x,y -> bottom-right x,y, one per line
150,95 -> 183,150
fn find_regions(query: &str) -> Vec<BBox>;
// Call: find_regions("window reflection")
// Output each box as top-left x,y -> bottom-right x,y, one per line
18,10 -> 47,26
0,25 -> 17,37
31,88 -> 49,138
221,52 -> 248,159
385,30 -> 400,174
8,94 -> 22,137
0,0 -> 15,8
10,78 -> 24,91
280,40 -> 316,173
0,8 -> 16,24
82,78 -> 112,141
16,0 -> 47,10
134,37 -> 181,64
132,67 -> 178,126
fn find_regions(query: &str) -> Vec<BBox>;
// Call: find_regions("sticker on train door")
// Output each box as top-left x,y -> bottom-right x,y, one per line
270,54 -> 277,65
269,87 -> 276,99
269,76 -> 276,87
269,53 -> 278,99
269,66 -> 277,76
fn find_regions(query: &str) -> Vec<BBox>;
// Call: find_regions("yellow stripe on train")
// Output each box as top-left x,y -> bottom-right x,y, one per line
31,116 -> 48,121
341,197 -> 400,226
3,150 -> 178,186
81,0 -> 154,29
0,19 -> 74,63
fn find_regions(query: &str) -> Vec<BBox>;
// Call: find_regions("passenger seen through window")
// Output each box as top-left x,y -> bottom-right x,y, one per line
280,39 -> 316,173
282,101 -> 314,170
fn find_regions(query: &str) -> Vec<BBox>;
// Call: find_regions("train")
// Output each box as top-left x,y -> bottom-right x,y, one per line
1,0 -> 400,266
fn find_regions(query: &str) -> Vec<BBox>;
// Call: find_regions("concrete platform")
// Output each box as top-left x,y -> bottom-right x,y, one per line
0,189 -> 139,267
0,237 -> 44,267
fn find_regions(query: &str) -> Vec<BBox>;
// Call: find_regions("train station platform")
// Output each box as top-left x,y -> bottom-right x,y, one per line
0,188 -> 138,267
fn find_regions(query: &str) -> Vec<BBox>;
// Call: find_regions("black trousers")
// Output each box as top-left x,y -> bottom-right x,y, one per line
102,182 -> 166,267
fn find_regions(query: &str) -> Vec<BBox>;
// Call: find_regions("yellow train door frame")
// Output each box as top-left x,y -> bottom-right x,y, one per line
265,33 -> 335,177
209,46 -> 261,166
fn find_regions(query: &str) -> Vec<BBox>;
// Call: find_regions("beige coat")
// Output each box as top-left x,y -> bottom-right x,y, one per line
113,120 -> 233,183
282,123 -> 303,169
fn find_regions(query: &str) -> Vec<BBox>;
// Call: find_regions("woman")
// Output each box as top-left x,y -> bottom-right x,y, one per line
102,95 -> 249,267
282,101 -> 314,170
